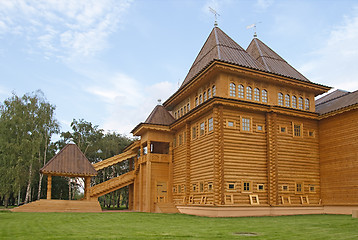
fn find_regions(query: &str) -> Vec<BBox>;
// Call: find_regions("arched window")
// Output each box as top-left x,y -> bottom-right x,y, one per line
292,96 -> 297,108
212,85 -> 216,96
238,85 -> 244,98
229,83 -> 236,97
199,94 -> 202,104
262,89 -> 268,103
254,88 -> 260,101
181,108 -> 183,116
174,112 -> 177,119
246,86 -> 252,100
305,98 -> 310,111
195,97 -> 198,107
187,103 -> 190,111
178,110 -> 180,117
278,93 -> 283,106
184,106 -> 187,114
285,94 -> 290,107
298,97 -> 303,109
208,88 -> 211,99
203,92 -> 207,101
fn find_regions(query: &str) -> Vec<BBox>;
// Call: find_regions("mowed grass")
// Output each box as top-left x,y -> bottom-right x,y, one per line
0,212 -> 357,240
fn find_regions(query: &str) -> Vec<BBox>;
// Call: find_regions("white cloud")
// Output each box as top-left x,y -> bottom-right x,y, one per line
86,72 -> 176,135
255,0 -> 274,10
0,0 -> 132,59
300,6 -> 358,91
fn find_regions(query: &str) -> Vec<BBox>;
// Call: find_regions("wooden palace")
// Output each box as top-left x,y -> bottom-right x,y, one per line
13,26 -> 358,216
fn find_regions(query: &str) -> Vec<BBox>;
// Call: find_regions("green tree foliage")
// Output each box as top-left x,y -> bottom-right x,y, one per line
0,90 -> 59,207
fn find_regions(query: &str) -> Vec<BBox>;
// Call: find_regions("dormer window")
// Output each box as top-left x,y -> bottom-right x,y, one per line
278,93 -> 284,106
246,86 -> 252,100
262,89 -> 267,103
229,83 -> 236,97
238,85 -> 244,98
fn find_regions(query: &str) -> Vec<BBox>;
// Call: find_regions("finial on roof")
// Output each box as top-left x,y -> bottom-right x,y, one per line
246,22 -> 261,38
157,99 -> 162,105
209,7 -> 220,27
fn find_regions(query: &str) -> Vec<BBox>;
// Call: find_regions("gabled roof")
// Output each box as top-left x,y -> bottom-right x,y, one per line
315,89 -> 349,105
144,105 -> 175,125
246,38 -> 309,82
181,27 -> 265,87
40,144 -> 97,177
316,89 -> 358,115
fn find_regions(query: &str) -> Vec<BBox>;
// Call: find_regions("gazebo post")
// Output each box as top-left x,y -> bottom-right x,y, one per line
85,176 -> 91,200
47,175 -> 52,200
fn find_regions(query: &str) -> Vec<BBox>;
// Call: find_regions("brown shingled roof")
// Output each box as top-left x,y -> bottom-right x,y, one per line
315,89 -> 349,105
40,144 -> 97,177
246,38 -> 309,82
145,105 -> 175,125
181,27 -> 265,87
316,89 -> 358,115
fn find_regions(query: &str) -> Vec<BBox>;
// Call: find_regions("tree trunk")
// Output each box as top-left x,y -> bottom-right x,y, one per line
38,136 -> 48,200
68,178 -> 72,200
24,162 -> 33,204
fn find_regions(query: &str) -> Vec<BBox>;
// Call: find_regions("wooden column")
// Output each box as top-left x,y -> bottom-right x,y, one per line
139,145 -> 144,211
213,104 -> 224,205
128,157 -> 134,210
84,176 -> 91,200
145,141 -> 152,212
46,175 -> 52,200
168,142 -> 174,203
266,111 -> 278,206
185,122 -> 191,204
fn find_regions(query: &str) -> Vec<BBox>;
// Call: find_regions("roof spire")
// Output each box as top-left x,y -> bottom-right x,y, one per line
246,22 -> 261,38
209,7 -> 220,27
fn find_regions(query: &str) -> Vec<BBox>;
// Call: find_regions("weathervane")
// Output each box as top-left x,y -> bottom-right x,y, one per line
209,7 -> 220,27
246,22 -> 262,38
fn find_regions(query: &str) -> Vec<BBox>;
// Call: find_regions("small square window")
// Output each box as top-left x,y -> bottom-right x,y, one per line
280,126 -> 287,133
172,186 -> 177,193
282,185 -> 289,192
227,121 -> 234,127
309,185 -> 316,192
256,124 -> 264,132
193,184 -> 197,192
228,183 -> 235,190
308,130 -> 315,137
208,182 -> 213,192
257,184 -> 264,191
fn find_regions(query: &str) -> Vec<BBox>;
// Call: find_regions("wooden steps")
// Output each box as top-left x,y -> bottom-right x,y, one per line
155,202 -> 179,213
11,199 -> 102,212
89,171 -> 135,198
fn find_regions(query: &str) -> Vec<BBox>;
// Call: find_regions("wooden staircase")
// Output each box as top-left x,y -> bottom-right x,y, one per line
11,199 -> 102,212
89,171 -> 135,198
155,202 -> 180,213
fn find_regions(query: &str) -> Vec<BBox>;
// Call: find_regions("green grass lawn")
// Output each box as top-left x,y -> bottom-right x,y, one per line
0,212 -> 357,240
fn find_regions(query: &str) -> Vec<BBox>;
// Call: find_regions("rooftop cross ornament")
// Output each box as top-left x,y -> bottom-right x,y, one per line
209,7 -> 220,27
246,22 -> 262,38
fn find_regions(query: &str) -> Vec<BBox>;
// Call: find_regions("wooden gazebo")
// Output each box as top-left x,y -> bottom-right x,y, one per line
40,143 -> 98,200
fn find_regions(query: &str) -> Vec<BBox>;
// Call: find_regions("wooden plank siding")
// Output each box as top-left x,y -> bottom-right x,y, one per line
319,109 -> 358,205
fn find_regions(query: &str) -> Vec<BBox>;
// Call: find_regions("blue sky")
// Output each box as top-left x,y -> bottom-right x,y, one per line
1,0 -> 358,137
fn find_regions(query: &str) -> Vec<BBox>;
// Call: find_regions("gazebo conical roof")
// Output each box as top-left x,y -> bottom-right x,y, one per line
40,143 -> 97,177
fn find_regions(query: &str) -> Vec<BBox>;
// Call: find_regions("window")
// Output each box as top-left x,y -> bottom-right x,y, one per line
192,126 -> 197,139
195,97 -> 198,107
241,117 -> 251,132
228,182 -> 235,190
305,98 -> 310,111
200,122 -> 205,136
292,96 -> 297,108
199,94 -> 202,104
177,110 -> 180,118
238,84 -> 244,98
285,94 -> 290,107
262,89 -> 268,103
257,184 -> 264,191
246,86 -> 252,100
208,117 -> 213,132
295,182 -> 303,194
278,93 -> 283,106
293,124 -> 302,137
208,182 -> 213,192
308,130 -> 315,137
280,126 -> 287,133
203,92 -> 207,101
187,103 -> 190,111
227,121 -> 234,127
254,88 -> 260,101
173,186 -> 177,193
212,85 -> 216,96
181,108 -> 183,116
184,106 -> 186,114
243,181 -> 251,192
208,88 -> 211,99
193,184 -> 197,192
256,124 -> 264,132
309,185 -> 315,193
298,97 -> 303,109
174,112 -> 177,119
282,185 -> 289,192
229,83 -> 236,97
